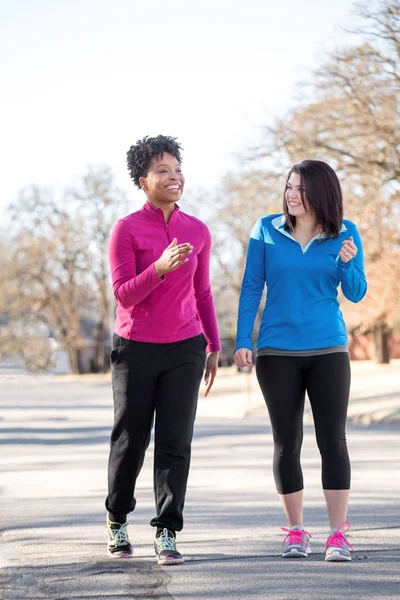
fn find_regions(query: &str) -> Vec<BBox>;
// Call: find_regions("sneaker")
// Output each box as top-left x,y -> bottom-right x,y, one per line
281,527 -> 312,558
154,528 -> 184,565
107,517 -> 133,558
325,521 -> 353,562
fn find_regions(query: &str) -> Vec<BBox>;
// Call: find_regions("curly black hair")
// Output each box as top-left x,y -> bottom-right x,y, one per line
126,135 -> 183,189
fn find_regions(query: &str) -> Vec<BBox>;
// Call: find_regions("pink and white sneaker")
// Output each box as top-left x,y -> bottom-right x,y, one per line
325,521 -> 353,562
281,527 -> 312,558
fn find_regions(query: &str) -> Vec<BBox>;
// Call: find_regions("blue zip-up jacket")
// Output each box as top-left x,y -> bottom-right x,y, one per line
235,214 -> 367,352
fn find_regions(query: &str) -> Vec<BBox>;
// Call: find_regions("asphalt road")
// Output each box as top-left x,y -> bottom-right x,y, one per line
1,374 -> 400,599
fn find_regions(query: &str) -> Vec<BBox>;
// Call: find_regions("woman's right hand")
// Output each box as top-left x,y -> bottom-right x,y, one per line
234,348 -> 253,368
154,238 -> 193,278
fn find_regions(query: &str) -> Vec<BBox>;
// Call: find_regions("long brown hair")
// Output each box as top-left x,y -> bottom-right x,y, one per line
283,160 -> 343,238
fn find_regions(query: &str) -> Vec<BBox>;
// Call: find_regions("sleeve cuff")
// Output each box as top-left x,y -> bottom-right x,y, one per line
152,263 -> 166,281
206,343 -> 221,353
336,256 -> 352,269
233,343 -> 253,354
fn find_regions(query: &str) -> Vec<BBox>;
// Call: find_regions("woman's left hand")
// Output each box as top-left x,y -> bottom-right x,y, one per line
339,236 -> 358,263
204,351 -> 219,397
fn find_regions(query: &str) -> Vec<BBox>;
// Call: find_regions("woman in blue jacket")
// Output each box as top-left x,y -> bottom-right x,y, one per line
234,160 -> 367,562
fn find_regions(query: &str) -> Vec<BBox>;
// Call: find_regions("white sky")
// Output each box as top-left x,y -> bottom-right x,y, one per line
1,0 -> 357,219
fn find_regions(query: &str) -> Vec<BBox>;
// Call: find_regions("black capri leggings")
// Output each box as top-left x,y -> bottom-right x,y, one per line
256,352 -> 351,495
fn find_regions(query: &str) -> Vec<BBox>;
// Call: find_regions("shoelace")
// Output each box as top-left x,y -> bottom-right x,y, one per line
281,527 -> 312,547
325,521 -> 354,551
157,528 -> 176,551
110,522 -> 129,546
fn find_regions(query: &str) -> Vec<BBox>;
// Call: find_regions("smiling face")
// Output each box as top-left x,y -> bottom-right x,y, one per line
283,160 -> 344,238
139,152 -> 184,207
285,171 -> 310,217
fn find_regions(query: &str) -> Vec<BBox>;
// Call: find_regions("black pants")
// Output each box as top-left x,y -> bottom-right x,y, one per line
105,333 -> 206,532
256,352 -> 351,494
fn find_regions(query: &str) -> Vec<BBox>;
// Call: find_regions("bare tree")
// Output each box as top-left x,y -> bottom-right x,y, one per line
256,0 -> 400,362
339,181 -> 400,363
67,165 -> 129,372
6,187 -> 91,373
347,1 -> 400,83
200,169 -> 283,337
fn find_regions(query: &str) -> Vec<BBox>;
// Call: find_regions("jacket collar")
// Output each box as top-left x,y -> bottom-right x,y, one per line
271,215 -> 347,238
142,201 -> 180,223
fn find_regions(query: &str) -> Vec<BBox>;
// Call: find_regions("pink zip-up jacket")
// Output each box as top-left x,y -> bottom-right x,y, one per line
109,201 -> 221,351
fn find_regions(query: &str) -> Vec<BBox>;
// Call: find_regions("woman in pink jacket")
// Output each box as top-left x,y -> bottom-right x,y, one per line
105,135 -> 221,564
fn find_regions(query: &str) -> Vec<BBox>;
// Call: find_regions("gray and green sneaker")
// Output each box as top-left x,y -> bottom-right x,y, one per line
107,517 -> 133,558
325,521 -> 353,562
154,528 -> 184,565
